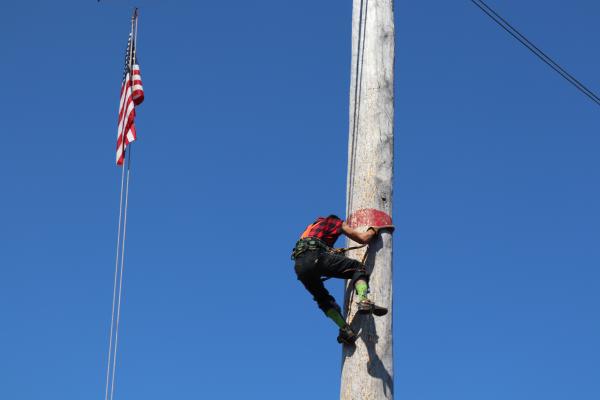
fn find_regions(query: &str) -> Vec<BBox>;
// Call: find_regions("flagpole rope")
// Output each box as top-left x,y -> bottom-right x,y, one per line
134,12 -> 139,55
104,157 -> 127,400
110,147 -> 133,400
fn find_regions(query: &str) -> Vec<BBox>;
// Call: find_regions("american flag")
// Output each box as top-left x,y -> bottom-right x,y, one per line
116,33 -> 144,166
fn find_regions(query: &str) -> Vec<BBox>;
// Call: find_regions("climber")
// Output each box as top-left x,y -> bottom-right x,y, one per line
291,214 -> 394,345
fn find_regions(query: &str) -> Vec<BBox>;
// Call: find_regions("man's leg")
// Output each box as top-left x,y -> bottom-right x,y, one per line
317,252 -> 388,316
354,279 -> 369,301
351,272 -> 388,316
296,276 -> 357,345
295,255 -> 358,344
325,308 -> 346,328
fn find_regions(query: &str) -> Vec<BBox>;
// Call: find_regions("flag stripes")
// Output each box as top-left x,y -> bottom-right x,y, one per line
131,64 -> 144,105
116,71 -> 136,165
115,34 -> 144,166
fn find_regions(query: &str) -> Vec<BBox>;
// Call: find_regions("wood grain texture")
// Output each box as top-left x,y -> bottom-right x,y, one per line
341,0 -> 395,398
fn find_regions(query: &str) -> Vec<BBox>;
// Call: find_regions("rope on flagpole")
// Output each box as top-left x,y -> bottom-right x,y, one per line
134,9 -> 139,55
104,155 -> 126,400
110,146 -> 133,400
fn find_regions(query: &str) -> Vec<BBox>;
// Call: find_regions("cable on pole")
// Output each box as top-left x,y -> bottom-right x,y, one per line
471,0 -> 600,107
347,0 -> 369,218
104,150 -> 126,400
109,146 -> 133,400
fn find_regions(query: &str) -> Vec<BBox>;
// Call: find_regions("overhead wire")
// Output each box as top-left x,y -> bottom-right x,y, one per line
345,0 -> 370,321
347,0 -> 369,219
471,0 -> 600,107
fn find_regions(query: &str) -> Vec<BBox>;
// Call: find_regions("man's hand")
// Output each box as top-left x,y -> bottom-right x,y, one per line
369,225 -> 395,235
342,223 -> 396,244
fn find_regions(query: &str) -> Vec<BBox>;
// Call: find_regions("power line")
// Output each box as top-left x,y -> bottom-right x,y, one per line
471,0 -> 600,107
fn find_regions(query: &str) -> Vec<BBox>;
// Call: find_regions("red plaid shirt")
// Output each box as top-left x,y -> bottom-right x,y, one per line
300,215 -> 344,247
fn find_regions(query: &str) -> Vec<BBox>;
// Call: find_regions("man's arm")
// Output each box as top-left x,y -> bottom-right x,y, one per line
341,222 -> 395,244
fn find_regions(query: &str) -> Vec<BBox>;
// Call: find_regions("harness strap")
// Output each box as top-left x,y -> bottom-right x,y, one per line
330,243 -> 367,254
321,244 -> 370,282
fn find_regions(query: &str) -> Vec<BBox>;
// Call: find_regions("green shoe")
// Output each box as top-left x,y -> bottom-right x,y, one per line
337,325 -> 358,345
357,299 -> 388,316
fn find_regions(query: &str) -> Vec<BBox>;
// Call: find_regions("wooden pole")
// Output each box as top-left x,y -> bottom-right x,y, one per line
340,0 -> 395,398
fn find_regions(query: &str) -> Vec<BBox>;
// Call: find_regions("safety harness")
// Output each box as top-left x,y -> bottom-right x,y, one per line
291,227 -> 377,260
291,237 -> 368,260
290,237 -> 330,260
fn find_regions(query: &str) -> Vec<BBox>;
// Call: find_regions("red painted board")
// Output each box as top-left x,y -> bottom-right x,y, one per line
346,208 -> 392,228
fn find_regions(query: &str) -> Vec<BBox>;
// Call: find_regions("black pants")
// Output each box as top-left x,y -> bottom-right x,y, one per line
294,249 -> 368,314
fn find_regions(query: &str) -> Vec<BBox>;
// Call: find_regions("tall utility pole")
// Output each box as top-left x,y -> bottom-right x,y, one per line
340,0 -> 395,399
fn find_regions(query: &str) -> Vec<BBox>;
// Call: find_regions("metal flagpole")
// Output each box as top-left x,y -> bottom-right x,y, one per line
105,9 -> 138,400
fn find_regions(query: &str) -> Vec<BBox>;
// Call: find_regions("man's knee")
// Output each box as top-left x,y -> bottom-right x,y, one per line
343,257 -> 369,282
296,276 -> 335,312
351,267 -> 369,285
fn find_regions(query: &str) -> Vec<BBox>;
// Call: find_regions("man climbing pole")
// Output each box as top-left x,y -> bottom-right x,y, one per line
292,215 -> 394,345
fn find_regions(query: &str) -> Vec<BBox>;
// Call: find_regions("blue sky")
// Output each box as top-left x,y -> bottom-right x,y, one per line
1,0 -> 599,399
